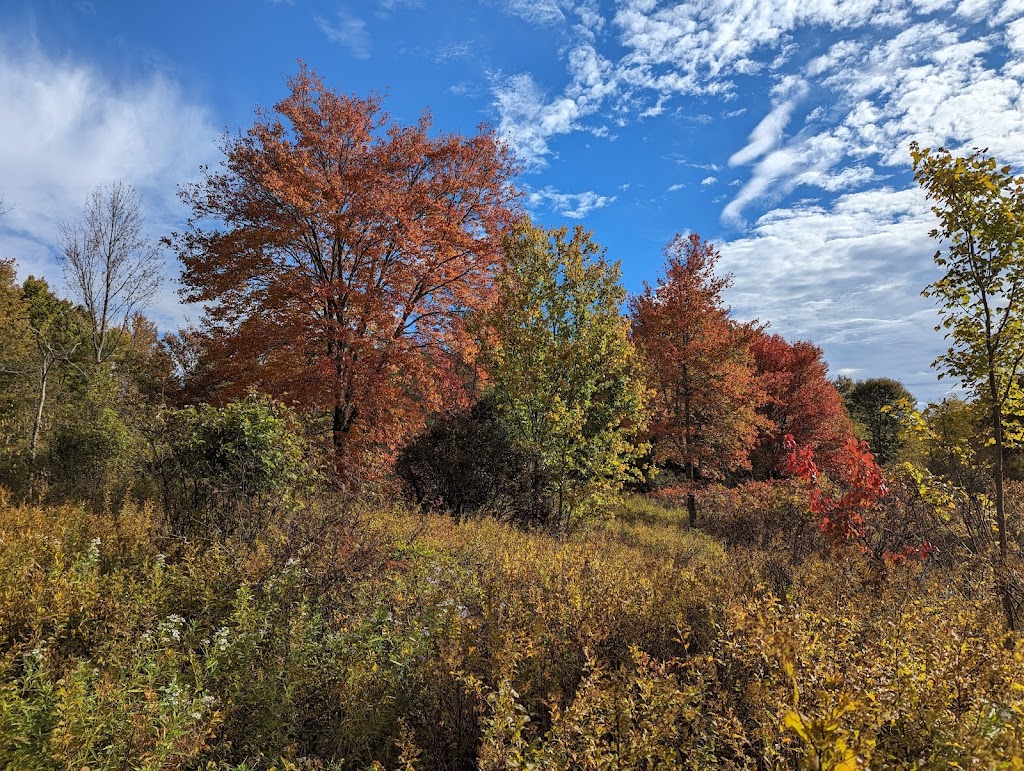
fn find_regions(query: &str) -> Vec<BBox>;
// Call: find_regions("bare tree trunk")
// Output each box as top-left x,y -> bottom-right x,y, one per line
30,359 -> 49,462
990,388 -> 1017,633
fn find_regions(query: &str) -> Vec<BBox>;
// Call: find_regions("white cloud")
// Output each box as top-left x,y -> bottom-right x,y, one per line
492,0 -> 1024,195
701,176 -> 717,186
729,79 -> 808,167
492,73 -> 582,168
315,12 -> 372,59
432,41 -> 473,62
0,47 -> 218,330
496,0 -> 566,25
527,186 -> 616,218
480,0 -> 1024,398
492,0 -> 604,30
718,14 -> 1024,220
719,186 -> 954,402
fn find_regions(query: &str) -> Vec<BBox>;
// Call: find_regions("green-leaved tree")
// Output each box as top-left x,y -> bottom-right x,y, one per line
844,377 -> 915,466
911,141 -> 1024,630
483,222 -> 648,534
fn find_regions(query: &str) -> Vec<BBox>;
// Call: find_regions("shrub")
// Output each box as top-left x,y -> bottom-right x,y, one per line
44,376 -> 138,509
396,397 -> 545,523
149,395 -> 309,540
2,485 -> 1023,768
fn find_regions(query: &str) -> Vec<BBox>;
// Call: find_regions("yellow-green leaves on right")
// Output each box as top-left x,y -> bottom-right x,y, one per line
911,141 -> 1024,630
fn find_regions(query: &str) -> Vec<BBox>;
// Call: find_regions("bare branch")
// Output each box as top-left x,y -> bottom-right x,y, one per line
58,181 -> 163,366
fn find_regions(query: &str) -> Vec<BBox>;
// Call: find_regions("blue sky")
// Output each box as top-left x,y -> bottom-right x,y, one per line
2,0 -> 1024,404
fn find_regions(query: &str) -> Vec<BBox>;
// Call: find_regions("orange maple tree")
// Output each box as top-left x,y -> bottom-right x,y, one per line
172,64 -> 519,474
750,332 -> 855,477
629,233 -> 766,526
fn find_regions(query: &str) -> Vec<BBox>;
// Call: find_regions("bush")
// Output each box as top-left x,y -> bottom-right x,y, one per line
149,395 -> 309,540
44,377 -> 138,509
2,486 -> 1023,768
396,397 -> 548,524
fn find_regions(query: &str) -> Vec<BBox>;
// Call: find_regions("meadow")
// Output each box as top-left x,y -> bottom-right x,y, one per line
1,483 -> 1021,770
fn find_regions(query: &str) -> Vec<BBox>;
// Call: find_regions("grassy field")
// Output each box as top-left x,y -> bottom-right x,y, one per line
1,488 -> 1022,769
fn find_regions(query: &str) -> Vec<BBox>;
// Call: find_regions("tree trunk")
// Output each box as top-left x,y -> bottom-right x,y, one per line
30,360 -> 49,462
686,462 -> 697,528
991,396 -> 1017,633
332,400 -> 347,471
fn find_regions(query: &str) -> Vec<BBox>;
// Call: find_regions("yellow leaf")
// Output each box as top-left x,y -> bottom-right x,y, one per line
784,710 -> 810,743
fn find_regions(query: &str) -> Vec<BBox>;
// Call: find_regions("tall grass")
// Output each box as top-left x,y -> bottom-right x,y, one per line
0,490 -> 1021,769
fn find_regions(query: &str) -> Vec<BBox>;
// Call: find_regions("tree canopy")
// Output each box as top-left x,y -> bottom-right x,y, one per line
629,234 -> 765,525
173,64 -> 520,476
911,141 -> 1024,629
750,333 -> 854,477
484,221 -> 648,532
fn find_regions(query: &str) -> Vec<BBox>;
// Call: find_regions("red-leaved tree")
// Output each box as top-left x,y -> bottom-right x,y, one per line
751,332 -> 855,477
172,64 -> 519,476
785,434 -> 935,562
629,234 -> 766,526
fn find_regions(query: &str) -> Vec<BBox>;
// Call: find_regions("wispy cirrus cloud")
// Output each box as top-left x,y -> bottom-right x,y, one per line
432,41 -> 474,63
315,11 -> 372,59
492,73 -> 582,169
497,0 -> 567,26
723,15 -> 1024,221
492,0 -> 604,29
527,185 -> 616,219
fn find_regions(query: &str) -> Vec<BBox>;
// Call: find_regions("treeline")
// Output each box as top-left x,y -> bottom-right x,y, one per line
0,66 -> 1019,570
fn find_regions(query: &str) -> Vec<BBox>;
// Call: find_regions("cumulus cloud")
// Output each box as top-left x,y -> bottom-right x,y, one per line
721,14 -> 1024,220
492,0 -> 1024,194
527,186 -> 616,218
0,47 -> 218,330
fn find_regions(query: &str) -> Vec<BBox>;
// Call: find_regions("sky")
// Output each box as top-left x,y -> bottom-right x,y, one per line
2,0 -> 1024,404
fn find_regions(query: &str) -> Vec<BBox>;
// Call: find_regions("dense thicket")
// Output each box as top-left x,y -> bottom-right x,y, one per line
0,493 -> 1021,769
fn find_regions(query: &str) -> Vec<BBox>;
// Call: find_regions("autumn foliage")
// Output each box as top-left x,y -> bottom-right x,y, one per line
785,433 -> 886,545
173,64 -> 519,475
751,333 -> 855,477
5,81 -> 1024,769
630,234 -> 765,523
